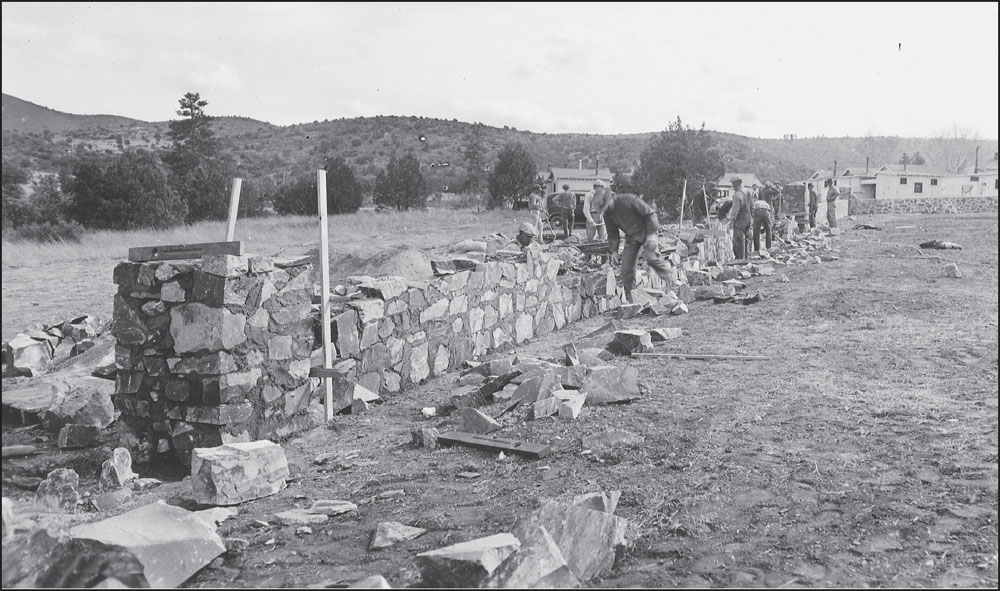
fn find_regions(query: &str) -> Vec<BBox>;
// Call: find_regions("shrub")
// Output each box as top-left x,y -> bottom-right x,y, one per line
14,220 -> 87,243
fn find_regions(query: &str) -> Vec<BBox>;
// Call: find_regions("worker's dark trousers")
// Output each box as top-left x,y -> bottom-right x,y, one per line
732,224 -> 751,259
752,209 -> 772,252
808,207 -> 817,228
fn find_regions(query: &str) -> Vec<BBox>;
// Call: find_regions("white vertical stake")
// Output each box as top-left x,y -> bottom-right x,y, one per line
226,178 -> 243,241
317,170 -> 334,421
679,178 -> 688,228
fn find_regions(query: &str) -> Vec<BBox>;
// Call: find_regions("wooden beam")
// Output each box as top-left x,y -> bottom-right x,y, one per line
317,169 -> 335,421
309,367 -> 344,379
225,177 -> 243,241
632,352 -> 772,361
128,241 -> 242,262
437,431 -> 550,459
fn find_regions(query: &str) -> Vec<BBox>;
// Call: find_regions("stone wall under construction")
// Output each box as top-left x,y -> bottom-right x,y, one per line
109,230 -> 731,463
111,254 -> 315,463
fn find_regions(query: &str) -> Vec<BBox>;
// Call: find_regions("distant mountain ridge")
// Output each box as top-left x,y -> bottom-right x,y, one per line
2,93 -> 995,193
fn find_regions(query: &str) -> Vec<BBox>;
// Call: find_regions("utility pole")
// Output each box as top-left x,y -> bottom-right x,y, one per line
974,146 -> 980,174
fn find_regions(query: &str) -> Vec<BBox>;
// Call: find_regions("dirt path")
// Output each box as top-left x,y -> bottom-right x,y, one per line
2,213 -> 996,588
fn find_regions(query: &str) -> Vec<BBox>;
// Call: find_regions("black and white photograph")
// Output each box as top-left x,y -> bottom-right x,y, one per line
2,2 -> 997,588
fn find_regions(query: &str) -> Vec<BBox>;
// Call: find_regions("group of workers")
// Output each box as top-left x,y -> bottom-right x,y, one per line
510,173 -> 841,305
513,179 -> 675,304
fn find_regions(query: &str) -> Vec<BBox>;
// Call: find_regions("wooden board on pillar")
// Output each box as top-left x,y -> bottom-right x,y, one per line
437,431 -> 550,459
128,241 -> 243,262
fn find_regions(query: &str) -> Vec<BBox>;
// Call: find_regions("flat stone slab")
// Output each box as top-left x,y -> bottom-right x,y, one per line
579,366 -> 641,405
69,500 -> 226,588
416,532 -> 521,588
273,509 -> 329,525
370,521 -> 427,549
307,499 -> 358,516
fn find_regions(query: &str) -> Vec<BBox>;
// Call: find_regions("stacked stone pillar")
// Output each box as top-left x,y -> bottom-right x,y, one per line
111,254 -> 315,464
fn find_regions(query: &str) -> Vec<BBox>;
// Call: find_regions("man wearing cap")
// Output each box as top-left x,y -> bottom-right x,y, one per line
582,180 -> 609,241
725,177 -> 753,260
598,192 -> 674,303
552,184 -> 577,239
503,222 -> 540,251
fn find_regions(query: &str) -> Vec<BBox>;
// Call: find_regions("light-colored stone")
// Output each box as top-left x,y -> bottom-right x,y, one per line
169,304 -> 247,354
459,408 -> 502,434
370,521 -> 427,549
201,255 -> 249,278
45,378 -> 115,429
557,393 -> 587,420
482,524 -> 579,589
274,509 -> 329,525
191,441 -> 289,506
649,327 -> 682,342
307,499 -> 359,516
5,333 -> 51,376
579,365 -> 641,405
69,500 -> 226,588
36,468 -> 80,511
100,447 -> 139,490
530,396 -> 561,420
528,500 -> 628,582
415,533 -> 521,588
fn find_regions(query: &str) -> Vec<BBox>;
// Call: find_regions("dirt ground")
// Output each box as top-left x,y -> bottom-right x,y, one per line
2,213 -> 997,588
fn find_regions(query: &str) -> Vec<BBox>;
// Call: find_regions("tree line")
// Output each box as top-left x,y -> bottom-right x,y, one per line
2,92 -> 737,240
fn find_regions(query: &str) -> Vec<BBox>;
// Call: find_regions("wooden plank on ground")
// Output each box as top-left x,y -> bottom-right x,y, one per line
128,241 -> 243,262
438,431 -> 550,459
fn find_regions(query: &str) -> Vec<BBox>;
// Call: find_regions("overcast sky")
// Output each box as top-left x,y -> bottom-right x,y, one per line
3,2 -> 997,139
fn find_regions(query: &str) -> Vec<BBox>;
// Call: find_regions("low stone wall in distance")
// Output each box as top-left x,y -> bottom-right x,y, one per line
850,196 -> 999,216
111,254 -> 315,463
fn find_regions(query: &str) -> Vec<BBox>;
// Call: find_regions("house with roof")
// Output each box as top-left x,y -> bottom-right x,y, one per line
715,173 -> 764,199
864,164 -> 998,200
543,166 -> 613,196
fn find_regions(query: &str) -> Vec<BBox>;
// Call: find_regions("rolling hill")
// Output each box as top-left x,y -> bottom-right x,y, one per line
3,93 -> 994,195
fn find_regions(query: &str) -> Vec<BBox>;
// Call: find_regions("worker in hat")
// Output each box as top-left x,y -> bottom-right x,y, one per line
515,222 -> 538,248
583,180 -> 609,242
724,177 -> 753,260
552,184 -> 577,239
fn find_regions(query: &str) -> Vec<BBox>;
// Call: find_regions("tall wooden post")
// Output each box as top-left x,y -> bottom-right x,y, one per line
225,178 -> 243,241
317,170 -> 335,421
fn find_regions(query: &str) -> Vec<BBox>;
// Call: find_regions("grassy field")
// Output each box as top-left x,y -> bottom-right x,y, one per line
1,207 -> 531,342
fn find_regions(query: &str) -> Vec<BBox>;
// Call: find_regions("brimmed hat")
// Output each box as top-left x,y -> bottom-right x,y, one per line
731,177 -> 743,185
562,184 -> 570,190
518,222 -> 537,236
593,180 -> 605,187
